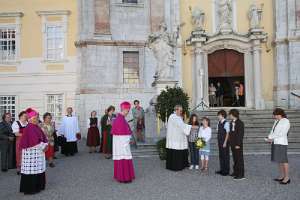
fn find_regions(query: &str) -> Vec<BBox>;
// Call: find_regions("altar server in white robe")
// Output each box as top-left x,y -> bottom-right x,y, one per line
166,105 -> 192,171
58,107 -> 80,156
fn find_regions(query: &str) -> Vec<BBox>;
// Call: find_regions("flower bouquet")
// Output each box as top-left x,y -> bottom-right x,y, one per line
195,138 -> 206,149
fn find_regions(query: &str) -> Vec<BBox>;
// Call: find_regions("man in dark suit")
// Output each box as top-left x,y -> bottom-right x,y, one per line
229,109 -> 245,180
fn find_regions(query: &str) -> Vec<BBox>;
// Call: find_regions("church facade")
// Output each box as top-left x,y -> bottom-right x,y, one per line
181,0 -> 300,110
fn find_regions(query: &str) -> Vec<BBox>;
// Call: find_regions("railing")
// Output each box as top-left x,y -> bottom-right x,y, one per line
190,98 -> 209,112
291,92 -> 300,99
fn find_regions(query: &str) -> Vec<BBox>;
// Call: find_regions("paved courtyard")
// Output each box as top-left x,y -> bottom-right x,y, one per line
0,141 -> 299,200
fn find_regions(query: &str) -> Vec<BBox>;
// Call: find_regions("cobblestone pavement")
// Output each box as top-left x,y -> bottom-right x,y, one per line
0,141 -> 299,200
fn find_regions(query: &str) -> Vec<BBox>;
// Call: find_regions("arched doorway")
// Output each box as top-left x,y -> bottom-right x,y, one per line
208,49 -> 245,107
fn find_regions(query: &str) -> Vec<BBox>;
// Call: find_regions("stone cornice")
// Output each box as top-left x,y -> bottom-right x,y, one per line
36,10 -> 71,16
75,40 -> 147,48
0,12 -> 24,18
273,36 -> 300,45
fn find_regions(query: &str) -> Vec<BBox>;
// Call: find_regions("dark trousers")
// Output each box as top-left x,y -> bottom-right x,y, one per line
231,145 -> 244,177
239,95 -> 245,106
0,141 -> 14,170
218,137 -> 230,174
188,142 -> 199,166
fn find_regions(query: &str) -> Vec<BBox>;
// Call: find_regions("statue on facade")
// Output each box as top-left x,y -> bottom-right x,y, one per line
248,4 -> 262,29
191,7 -> 205,31
218,0 -> 233,33
148,22 -> 179,80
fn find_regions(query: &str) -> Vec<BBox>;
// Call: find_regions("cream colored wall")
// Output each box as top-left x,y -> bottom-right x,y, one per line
0,0 -> 78,117
180,0 -> 274,105
0,0 -> 77,58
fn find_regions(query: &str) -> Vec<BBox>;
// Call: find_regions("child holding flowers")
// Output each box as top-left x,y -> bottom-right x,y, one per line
198,117 -> 212,172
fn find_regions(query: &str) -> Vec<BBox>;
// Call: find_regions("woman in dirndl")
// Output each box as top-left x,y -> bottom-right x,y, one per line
41,112 -> 55,168
267,108 -> 291,185
100,106 -> 115,159
19,108 -> 48,195
12,111 -> 28,174
86,111 -> 100,153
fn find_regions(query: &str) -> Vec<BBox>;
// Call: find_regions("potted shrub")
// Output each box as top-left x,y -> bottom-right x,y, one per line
156,138 -> 166,160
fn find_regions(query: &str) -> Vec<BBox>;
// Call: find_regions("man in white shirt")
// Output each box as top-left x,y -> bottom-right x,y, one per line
166,105 -> 191,171
215,110 -> 230,176
58,107 -> 80,156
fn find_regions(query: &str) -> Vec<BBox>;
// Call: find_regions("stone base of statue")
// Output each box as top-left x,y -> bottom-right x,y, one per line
144,96 -> 166,143
152,78 -> 178,94
249,28 -> 264,34
220,28 -> 233,34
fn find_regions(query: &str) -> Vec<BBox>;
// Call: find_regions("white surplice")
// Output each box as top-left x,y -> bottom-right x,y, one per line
58,116 -> 80,142
166,113 -> 192,150
112,135 -> 132,160
21,142 -> 48,174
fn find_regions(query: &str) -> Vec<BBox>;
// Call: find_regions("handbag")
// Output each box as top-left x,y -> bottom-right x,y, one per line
76,133 -> 81,140
57,135 -> 66,146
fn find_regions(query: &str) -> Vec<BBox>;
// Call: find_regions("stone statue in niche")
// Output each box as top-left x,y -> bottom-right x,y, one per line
190,7 -> 205,31
218,0 -> 233,33
148,22 -> 179,80
248,4 -> 262,29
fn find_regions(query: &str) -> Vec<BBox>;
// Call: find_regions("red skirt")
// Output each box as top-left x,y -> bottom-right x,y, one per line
45,145 -> 54,159
87,127 -> 100,147
114,159 -> 135,183
16,136 -> 22,170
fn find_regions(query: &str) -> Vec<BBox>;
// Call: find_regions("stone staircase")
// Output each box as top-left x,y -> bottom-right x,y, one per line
132,109 -> 300,157
194,109 -> 300,155
131,143 -> 158,158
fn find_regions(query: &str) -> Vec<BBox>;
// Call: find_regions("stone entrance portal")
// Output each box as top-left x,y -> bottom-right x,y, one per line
208,49 -> 245,107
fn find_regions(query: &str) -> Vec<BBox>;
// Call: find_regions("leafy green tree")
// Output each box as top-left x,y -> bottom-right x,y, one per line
155,86 -> 190,123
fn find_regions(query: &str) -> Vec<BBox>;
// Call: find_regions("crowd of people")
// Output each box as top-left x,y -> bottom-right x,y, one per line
209,81 -> 244,107
0,100 -> 145,194
0,100 -> 292,195
165,106 -> 291,184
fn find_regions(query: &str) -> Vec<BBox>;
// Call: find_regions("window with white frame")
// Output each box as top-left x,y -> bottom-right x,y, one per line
123,51 -> 139,84
46,94 -> 63,124
0,96 -> 16,121
46,24 -> 64,61
0,27 -> 16,62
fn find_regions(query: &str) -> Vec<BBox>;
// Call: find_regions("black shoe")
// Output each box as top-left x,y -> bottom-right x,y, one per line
1,169 -> 8,172
274,178 -> 284,182
234,176 -> 246,180
53,156 -> 57,159
49,163 -> 55,168
230,173 -> 236,177
215,171 -> 222,175
17,171 -> 20,175
280,179 -> 291,185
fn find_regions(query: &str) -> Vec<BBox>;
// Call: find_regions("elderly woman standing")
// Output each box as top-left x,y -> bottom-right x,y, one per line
0,113 -> 15,172
41,112 -> 55,168
19,108 -> 48,195
267,108 -> 291,185
12,111 -> 28,174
